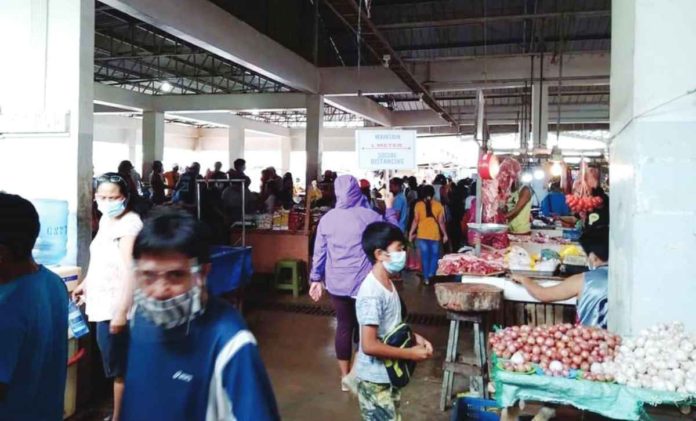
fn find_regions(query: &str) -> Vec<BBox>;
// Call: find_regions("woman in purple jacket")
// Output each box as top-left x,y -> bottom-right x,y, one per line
309,175 -> 398,389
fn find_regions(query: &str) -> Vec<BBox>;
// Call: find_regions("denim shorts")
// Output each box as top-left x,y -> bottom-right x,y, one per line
95,321 -> 129,379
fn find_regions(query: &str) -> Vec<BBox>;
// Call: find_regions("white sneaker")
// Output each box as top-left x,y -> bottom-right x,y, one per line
341,373 -> 358,395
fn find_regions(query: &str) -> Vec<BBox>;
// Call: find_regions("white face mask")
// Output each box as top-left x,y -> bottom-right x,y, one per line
97,199 -> 126,218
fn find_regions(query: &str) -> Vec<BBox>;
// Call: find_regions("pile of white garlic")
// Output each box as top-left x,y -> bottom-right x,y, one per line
602,322 -> 696,394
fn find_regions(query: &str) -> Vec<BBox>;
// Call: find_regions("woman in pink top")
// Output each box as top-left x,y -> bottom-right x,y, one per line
73,173 -> 143,421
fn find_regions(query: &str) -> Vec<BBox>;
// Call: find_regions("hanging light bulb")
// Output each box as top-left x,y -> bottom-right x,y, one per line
533,168 -> 545,180
521,171 -> 533,183
160,81 -> 173,92
551,161 -> 563,177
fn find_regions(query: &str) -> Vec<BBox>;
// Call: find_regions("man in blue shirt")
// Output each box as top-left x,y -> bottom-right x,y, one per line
540,180 -> 571,218
122,208 -> 279,421
0,193 -> 68,421
389,178 -> 409,234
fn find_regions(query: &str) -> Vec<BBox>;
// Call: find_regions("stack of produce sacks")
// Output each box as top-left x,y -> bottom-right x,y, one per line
604,322 -> 696,394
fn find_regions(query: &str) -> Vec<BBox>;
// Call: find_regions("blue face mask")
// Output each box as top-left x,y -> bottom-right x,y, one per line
383,251 -> 407,274
97,199 -> 126,218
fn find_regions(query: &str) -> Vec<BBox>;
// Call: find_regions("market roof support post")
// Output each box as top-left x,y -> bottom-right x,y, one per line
531,81 -> 549,149
228,126 -> 246,165
609,0 -> 696,334
142,110 -> 165,179
0,0 -> 94,268
306,94 -> 324,185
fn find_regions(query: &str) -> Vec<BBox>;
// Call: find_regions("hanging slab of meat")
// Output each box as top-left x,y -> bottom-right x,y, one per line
481,179 -> 499,222
435,283 -> 503,312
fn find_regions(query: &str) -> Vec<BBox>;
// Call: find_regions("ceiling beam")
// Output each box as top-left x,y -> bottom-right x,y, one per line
169,112 -> 292,137
324,96 -> 393,127
150,92 -> 307,112
320,53 -> 609,95
100,0 -> 319,93
94,83 -> 153,110
376,10 -> 610,30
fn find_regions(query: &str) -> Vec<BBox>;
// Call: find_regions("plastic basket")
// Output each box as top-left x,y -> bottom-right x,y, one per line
451,397 -> 500,421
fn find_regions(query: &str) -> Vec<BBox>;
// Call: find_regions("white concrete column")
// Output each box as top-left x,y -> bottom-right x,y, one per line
141,110 -> 165,177
531,82 -> 549,148
280,138 -> 291,175
228,125 -> 245,168
609,0 -> 696,334
0,0 -> 94,268
306,94 -> 324,184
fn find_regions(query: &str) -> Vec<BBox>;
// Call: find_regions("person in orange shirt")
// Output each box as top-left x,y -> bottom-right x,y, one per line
409,185 -> 448,285
163,164 -> 180,198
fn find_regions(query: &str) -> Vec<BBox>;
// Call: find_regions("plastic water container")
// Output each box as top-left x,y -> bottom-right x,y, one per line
67,300 -> 89,339
32,199 -> 68,265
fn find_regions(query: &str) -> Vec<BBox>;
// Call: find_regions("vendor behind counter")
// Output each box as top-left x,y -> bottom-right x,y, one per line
512,226 -> 609,328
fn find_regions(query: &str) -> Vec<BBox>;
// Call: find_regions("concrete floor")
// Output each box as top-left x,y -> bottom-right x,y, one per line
245,272 -> 459,421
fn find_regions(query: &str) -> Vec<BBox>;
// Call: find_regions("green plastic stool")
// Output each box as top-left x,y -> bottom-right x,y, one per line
274,259 -> 305,298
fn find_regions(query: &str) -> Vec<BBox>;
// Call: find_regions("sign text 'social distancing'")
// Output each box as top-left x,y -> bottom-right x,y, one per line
356,130 -> 417,170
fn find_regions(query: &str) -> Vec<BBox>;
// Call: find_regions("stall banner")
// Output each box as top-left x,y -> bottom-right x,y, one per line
356,130 -> 416,170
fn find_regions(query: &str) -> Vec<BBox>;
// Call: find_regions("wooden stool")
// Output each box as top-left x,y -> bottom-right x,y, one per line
440,310 -> 492,411
435,283 -> 502,411
273,259 -> 305,298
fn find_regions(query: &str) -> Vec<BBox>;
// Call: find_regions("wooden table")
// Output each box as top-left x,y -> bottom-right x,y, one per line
231,229 -> 312,274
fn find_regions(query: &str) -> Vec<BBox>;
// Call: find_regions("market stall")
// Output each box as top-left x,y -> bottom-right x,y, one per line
229,191 -> 327,275
490,322 -> 696,420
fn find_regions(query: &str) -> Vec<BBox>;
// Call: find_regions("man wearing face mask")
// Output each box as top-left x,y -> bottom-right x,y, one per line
121,208 -> 279,421
74,172 -> 143,421
512,227 -> 609,329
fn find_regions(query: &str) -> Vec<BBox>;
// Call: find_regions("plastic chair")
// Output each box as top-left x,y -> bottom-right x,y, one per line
274,259 -> 304,298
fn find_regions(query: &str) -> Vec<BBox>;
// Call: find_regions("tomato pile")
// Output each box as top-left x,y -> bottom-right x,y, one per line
490,324 -> 621,381
566,194 -> 603,213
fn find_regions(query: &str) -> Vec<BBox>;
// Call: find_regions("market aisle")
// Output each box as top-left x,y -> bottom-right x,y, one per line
246,308 -> 452,421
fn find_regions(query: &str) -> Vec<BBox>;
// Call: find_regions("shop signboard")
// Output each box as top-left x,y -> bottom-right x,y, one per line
356,129 -> 416,170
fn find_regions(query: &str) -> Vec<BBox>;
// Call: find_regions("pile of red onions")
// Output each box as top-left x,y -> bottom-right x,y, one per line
490,324 -> 621,381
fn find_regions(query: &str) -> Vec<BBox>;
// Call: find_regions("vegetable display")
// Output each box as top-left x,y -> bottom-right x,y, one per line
566,194 -> 603,214
566,162 -> 602,214
490,324 -> 620,381
491,322 -> 696,396
609,322 -> 696,394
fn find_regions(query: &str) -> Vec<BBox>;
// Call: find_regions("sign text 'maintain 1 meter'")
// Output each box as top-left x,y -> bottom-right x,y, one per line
355,129 -> 417,170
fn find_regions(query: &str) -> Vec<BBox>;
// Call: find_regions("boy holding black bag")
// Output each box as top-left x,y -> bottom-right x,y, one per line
355,222 -> 433,420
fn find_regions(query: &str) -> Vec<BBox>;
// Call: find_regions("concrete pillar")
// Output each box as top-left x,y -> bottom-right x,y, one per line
141,110 -> 165,177
306,94 -> 324,184
531,82 -> 549,149
0,0 -> 94,268
280,138 -> 292,176
228,125 -> 245,169
609,0 -> 696,334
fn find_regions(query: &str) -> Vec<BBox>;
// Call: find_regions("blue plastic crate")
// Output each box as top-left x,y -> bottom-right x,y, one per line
451,397 -> 500,421
206,246 -> 253,296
